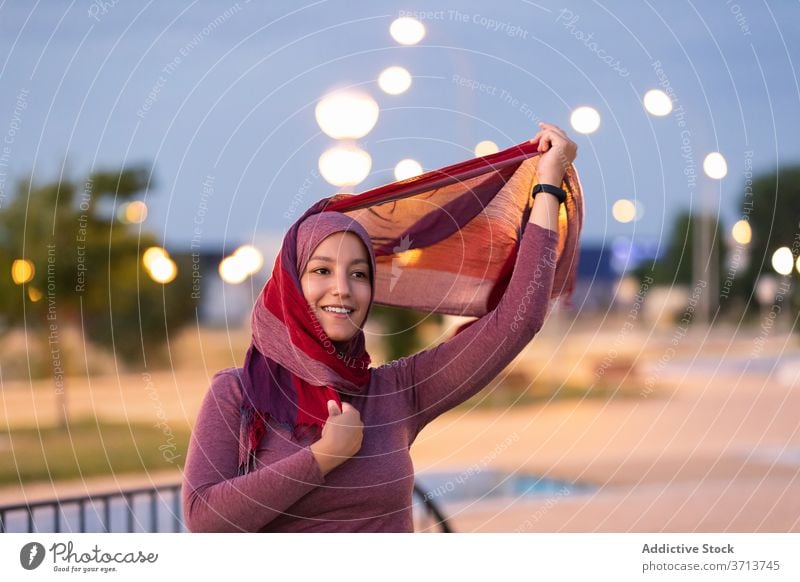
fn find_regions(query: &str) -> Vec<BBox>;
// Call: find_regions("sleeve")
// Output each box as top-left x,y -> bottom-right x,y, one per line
402,223 -> 559,434
181,370 -> 326,532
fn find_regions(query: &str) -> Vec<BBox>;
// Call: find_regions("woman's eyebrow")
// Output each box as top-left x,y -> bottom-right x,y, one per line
309,256 -> 369,266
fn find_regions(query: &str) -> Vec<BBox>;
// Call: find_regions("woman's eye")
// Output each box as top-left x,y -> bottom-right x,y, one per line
310,267 -> 368,279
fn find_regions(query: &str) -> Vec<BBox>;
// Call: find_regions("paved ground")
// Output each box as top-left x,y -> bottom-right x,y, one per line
412,374 -> 800,532
1,321 -> 798,531
411,322 -> 800,532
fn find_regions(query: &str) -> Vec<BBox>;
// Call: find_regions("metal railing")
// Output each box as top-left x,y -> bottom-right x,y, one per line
0,483 -> 183,533
0,482 -> 451,533
413,484 -> 453,533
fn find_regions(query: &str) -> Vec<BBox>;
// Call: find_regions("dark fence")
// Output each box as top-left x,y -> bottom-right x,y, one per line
0,483 -> 183,533
0,482 -> 451,533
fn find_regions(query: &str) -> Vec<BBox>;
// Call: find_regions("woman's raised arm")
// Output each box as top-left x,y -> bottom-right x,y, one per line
530,121 -> 578,231
400,220 -> 559,434
400,122 -> 576,434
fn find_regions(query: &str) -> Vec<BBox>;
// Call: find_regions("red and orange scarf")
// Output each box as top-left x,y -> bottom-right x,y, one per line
238,139 -> 584,474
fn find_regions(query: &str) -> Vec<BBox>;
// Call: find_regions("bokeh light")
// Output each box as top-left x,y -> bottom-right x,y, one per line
122,200 -> 148,224
570,106 -> 601,134
394,159 -> 423,181
703,152 -> 728,179
643,89 -> 673,116
27,287 -> 43,302
390,17 -> 425,45
318,144 -> 372,186
147,255 -> 177,284
11,259 -> 35,284
731,220 -> 752,245
142,247 -> 168,270
612,199 -> 637,223
474,140 -> 499,157
771,247 -> 794,275
315,90 -> 379,139
378,66 -> 412,95
142,247 -> 177,283
219,255 -> 249,284
233,245 -> 264,275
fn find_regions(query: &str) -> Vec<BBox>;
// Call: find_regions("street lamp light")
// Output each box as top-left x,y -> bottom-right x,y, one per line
771,247 -> 794,276
11,259 -> 35,284
643,89 -> 673,116
142,246 -> 177,284
570,106 -> 601,134
390,17 -> 425,45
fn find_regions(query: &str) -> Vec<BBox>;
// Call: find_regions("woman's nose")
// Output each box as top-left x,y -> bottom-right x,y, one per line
333,271 -> 351,296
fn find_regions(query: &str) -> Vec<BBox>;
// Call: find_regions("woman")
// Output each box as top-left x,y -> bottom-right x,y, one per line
182,122 -> 579,532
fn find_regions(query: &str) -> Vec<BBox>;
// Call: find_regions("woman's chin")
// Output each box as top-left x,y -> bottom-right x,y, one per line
328,332 -> 357,344
322,324 -> 358,343
319,315 -> 362,343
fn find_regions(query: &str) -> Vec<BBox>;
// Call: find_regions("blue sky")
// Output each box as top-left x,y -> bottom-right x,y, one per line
1,0 -> 798,255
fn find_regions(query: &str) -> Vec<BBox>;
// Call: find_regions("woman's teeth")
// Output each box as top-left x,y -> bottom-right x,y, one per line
323,306 -> 352,314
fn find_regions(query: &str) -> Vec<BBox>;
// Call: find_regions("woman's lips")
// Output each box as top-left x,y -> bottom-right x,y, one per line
321,308 -> 353,319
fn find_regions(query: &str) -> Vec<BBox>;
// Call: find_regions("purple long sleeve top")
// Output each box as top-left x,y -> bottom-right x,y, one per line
182,223 -> 558,532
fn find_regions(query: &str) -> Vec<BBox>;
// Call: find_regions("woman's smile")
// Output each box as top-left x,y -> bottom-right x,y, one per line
321,306 -> 354,318
300,231 -> 372,342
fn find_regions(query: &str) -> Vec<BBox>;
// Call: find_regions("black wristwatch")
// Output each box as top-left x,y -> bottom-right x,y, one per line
532,183 -> 567,204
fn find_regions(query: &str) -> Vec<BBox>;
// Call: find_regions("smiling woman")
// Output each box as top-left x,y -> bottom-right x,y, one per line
300,231 -> 373,344
181,123 -> 582,532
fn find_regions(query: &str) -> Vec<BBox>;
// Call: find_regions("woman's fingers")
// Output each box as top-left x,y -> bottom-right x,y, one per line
534,133 -> 553,153
538,133 -> 551,152
532,123 -> 576,163
539,124 -> 575,150
535,122 -> 578,171
532,122 -> 565,142
538,130 -> 565,152
539,123 -> 565,135
538,121 -> 568,138
540,129 -> 567,146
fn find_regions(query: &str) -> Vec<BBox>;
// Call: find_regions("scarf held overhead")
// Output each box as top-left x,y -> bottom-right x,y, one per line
237,139 -> 583,474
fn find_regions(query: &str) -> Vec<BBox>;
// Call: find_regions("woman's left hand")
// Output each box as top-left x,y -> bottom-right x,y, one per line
530,121 -> 578,185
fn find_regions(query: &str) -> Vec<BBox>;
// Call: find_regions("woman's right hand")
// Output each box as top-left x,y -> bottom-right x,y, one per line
310,400 -> 364,475
530,121 -> 578,186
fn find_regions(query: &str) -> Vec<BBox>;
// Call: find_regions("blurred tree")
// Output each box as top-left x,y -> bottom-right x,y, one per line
0,165 -> 195,426
631,210 -> 725,324
641,210 -> 725,287
370,305 -> 442,361
726,165 -> 800,316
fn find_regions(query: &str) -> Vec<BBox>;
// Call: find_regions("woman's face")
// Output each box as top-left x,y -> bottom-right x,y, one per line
300,231 -> 372,343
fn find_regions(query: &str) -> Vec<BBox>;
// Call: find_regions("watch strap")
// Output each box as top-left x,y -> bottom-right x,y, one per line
531,183 -> 567,204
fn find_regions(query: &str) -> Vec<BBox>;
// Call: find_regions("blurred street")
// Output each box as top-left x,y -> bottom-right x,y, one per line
2,317 -> 797,531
